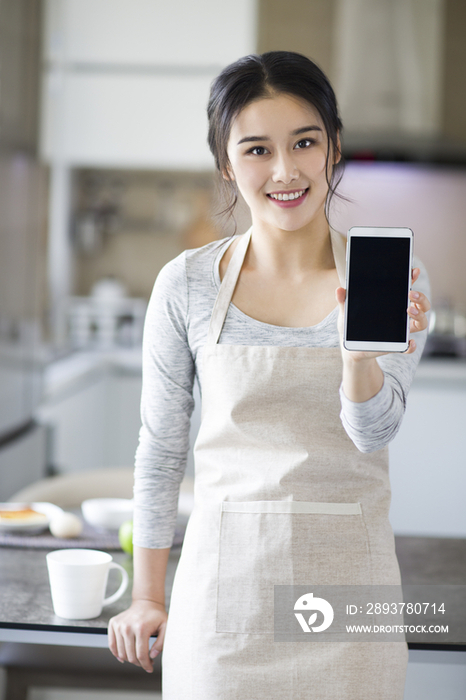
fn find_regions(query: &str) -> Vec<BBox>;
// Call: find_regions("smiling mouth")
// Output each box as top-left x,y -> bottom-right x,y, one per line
267,188 -> 308,201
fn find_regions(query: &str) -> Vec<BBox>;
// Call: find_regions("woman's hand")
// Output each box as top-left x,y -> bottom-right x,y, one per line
336,267 -> 431,362
108,599 -> 168,673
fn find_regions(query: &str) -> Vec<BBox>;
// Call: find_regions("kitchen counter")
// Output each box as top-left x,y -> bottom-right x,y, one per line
414,357 -> 466,382
396,536 -> 466,585
0,546 -> 179,644
40,347 -> 142,402
1,535 -> 465,651
0,535 -> 464,700
395,536 -> 466,650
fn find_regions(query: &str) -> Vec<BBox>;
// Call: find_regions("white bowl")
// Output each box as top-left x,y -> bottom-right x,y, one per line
81,498 -> 133,531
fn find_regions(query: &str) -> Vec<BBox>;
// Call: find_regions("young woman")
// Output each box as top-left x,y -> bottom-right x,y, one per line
108,51 -> 430,699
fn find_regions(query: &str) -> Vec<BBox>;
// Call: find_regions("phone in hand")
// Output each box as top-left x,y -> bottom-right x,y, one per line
343,226 -> 414,353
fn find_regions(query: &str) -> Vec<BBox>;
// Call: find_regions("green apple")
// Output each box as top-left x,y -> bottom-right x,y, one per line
119,520 -> 133,555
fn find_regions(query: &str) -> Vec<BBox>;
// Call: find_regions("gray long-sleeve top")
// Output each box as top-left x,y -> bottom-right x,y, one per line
133,234 -> 430,549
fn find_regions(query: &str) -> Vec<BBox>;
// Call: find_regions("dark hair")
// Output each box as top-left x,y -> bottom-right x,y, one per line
207,50 -> 345,226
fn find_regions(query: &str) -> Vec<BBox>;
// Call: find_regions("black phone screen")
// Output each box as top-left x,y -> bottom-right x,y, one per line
346,236 -> 411,342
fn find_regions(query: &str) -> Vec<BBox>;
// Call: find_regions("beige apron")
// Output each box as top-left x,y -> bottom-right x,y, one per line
162,228 -> 408,699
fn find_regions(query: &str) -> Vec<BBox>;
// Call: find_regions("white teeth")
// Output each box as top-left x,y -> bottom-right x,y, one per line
269,189 -> 305,201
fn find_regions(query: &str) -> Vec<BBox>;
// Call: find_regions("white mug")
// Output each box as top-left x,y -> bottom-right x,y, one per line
46,548 -> 129,620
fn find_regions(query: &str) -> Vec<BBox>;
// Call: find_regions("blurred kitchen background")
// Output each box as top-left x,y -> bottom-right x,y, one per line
1,0 -> 466,696
2,0 -> 466,524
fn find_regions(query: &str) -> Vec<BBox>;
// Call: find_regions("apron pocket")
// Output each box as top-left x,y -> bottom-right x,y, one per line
216,500 -> 371,635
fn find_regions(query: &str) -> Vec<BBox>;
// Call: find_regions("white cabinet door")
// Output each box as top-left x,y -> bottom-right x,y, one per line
37,367 -> 143,474
44,0 -> 257,66
104,372 -> 142,468
41,72 -> 216,168
0,423 -> 48,501
38,374 -> 107,473
389,369 -> 466,538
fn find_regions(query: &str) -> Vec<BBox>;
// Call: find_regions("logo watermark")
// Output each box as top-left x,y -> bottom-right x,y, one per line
274,585 -> 464,643
294,592 -> 334,633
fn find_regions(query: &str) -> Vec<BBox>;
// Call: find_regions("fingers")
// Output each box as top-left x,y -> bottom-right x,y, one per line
409,289 -> 431,311
108,615 -> 141,670
408,288 -> 431,333
133,626 -> 156,673
150,620 -> 166,658
108,609 -> 164,674
335,286 -> 346,305
411,267 -> 420,283
403,338 -> 417,355
108,619 -> 124,665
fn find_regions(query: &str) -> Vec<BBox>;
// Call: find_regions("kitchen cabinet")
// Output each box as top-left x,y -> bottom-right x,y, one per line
103,370 -> 144,468
38,370 -> 108,473
43,0 -> 257,66
40,0 -> 258,168
0,422 -> 48,501
36,352 -> 143,474
41,72 -> 217,169
36,349 -> 200,481
389,359 -> 466,538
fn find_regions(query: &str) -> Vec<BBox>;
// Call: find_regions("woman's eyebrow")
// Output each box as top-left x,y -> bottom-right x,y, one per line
291,125 -> 322,136
237,125 -> 322,145
237,134 -> 270,145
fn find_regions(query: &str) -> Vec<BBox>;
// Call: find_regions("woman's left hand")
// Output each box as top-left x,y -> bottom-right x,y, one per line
336,267 -> 431,363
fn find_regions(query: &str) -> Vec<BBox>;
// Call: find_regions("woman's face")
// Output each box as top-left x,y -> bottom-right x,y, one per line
226,93 -> 338,233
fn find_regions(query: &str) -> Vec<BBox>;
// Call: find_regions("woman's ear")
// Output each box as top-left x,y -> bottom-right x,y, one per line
334,132 -> 342,165
222,162 -> 235,181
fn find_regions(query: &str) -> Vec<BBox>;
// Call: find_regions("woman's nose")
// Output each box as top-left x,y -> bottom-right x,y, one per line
271,152 -> 299,184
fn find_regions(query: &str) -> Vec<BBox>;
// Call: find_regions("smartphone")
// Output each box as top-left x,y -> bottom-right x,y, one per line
343,226 -> 414,352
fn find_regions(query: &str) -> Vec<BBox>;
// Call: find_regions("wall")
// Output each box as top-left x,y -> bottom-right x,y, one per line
71,168 -> 252,300
330,162 -> 466,311
72,163 -> 466,312
72,170 -> 217,298
257,0 -> 335,78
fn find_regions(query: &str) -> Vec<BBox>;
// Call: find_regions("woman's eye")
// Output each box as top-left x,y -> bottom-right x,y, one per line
247,146 -> 269,156
294,139 -> 315,149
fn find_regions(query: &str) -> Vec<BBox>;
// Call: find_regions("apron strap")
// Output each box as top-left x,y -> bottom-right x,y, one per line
206,227 -> 253,346
206,226 -> 346,346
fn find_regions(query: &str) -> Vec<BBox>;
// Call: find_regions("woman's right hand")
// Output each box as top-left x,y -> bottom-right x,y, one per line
108,599 -> 168,673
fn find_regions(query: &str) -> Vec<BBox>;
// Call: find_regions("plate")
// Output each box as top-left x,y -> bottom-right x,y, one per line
0,502 -> 64,534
